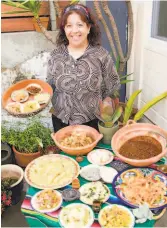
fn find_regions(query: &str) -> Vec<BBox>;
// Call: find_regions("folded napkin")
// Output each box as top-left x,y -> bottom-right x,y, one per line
132,203 -> 153,223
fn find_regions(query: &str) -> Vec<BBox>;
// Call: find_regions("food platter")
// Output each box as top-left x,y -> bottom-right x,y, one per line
24,154 -> 80,189
59,203 -> 94,228
98,204 -> 135,228
2,79 -> 53,117
79,181 -> 110,205
113,167 -> 167,210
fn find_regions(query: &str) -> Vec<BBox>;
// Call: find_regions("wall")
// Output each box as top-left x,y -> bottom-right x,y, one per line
1,31 -> 57,69
127,1 -> 167,131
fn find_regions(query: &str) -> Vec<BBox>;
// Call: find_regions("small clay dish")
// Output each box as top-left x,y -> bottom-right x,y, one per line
62,189 -> 80,202
11,89 -> 29,103
26,83 -> 42,95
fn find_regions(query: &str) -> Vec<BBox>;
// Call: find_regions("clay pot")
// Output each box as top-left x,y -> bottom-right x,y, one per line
51,125 -> 103,156
1,164 -> 24,205
12,146 -> 40,168
111,120 -> 167,167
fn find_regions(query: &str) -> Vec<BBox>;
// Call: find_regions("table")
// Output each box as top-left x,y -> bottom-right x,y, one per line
21,143 -> 163,227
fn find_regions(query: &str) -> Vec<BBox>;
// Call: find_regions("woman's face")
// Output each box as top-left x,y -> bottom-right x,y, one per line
64,12 -> 90,48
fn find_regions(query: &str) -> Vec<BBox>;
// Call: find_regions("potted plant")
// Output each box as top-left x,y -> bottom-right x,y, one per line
1,120 -> 55,167
1,164 -> 24,211
122,90 -> 167,126
96,97 -> 123,145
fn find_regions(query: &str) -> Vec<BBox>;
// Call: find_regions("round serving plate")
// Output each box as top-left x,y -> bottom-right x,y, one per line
79,181 -> 110,205
113,167 -> 167,210
24,154 -> 80,189
59,203 -> 94,228
2,79 -> 53,117
31,189 -> 63,213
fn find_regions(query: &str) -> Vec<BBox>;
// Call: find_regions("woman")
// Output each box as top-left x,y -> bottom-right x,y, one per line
47,3 -> 120,132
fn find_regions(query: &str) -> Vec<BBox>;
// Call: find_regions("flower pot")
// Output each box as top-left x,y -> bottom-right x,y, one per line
1,164 -> 24,205
1,142 -> 14,165
12,146 -> 40,168
98,121 -> 119,145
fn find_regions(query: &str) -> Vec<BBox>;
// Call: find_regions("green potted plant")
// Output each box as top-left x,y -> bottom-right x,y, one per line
122,90 -> 167,126
1,120 -> 55,167
96,97 -> 123,145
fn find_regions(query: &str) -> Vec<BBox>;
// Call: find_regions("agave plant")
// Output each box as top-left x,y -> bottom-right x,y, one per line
123,90 -> 167,124
96,97 -> 123,128
1,0 -> 55,44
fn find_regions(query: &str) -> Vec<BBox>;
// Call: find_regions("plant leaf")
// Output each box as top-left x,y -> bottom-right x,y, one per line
2,1 -> 30,10
70,0 -> 80,4
123,89 -> 142,124
120,79 -> 134,85
111,106 -> 123,124
134,91 -> 167,121
120,73 -> 133,79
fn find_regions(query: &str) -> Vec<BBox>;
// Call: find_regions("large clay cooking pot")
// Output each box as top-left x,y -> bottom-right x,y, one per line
51,125 -> 103,156
111,120 -> 167,167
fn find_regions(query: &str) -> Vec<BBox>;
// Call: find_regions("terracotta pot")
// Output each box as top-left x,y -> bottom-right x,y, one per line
98,121 -> 119,145
1,164 -> 24,205
51,125 -> 103,156
12,146 -> 40,168
111,120 -> 167,167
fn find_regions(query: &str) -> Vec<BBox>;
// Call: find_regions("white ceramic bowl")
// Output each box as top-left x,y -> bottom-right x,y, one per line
98,204 -> 135,228
31,189 -> 62,213
59,203 -> 94,228
87,149 -> 114,166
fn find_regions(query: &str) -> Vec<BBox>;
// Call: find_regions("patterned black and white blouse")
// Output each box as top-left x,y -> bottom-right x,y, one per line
47,44 -> 120,125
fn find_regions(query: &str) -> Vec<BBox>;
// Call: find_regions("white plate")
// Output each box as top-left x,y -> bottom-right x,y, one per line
24,154 -> 80,189
59,203 -> 94,228
98,204 -> 135,228
31,189 -> 62,213
99,166 -> 118,183
80,164 -> 101,181
87,149 -> 114,166
79,181 -> 110,205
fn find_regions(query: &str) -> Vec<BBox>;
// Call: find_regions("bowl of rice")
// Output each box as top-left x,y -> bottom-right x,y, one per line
51,125 -> 103,156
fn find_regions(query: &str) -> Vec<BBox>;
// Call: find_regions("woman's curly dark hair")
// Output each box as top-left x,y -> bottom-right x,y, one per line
56,4 -> 101,46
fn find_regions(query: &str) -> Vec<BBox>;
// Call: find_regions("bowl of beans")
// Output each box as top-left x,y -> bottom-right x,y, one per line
111,120 -> 167,167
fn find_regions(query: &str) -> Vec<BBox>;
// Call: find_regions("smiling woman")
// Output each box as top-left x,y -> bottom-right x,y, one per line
47,3 -> 120,132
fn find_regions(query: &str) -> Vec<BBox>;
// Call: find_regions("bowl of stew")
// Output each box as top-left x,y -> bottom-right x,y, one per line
111,120 -> 167,167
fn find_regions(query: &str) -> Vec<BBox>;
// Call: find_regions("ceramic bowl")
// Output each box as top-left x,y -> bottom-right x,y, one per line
98,204 -> 135,228
51,125 -> 103,156
31,189 -> 62,213
59,203 -> 94,228
111,120 -> 167,167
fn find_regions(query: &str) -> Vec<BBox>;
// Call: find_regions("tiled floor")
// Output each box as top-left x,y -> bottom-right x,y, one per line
1,190 -> 167,227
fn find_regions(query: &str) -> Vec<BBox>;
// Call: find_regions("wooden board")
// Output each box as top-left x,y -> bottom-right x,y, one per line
1,1 -> 50,18
1,17 -> 49,32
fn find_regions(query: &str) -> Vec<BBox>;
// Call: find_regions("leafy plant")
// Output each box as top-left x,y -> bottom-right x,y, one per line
96,97 -> 123,127
1,120 -> 55,153
123,91 -> 167,125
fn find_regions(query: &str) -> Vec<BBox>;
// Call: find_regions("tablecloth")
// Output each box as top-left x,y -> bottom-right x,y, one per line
21,143 -> 164,227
